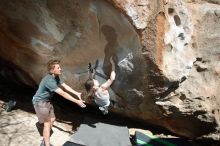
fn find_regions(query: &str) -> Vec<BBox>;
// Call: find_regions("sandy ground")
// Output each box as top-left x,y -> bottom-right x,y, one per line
0,108 -> 73,146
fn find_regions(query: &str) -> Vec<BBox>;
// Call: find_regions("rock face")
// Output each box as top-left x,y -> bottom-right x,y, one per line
0,0 -> 219,141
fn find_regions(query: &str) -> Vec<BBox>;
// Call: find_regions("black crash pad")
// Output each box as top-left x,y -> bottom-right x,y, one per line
63,117 -> 131,146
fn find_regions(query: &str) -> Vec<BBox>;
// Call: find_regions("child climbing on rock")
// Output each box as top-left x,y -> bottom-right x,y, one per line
84,57 -> 116,115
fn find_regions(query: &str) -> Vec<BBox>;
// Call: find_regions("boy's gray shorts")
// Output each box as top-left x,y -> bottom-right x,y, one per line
33,101 -> 55,123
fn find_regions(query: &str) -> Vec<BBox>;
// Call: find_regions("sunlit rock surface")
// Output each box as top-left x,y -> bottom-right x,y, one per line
0,0 -> 219,141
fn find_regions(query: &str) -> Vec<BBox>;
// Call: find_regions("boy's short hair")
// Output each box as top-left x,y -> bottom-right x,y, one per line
47,59 -> 60,72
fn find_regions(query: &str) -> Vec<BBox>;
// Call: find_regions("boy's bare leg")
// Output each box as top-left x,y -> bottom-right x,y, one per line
50,117 -> 55,129
43,121 -> 51,146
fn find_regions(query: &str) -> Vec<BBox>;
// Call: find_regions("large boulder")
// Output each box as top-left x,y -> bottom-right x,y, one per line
0,0 -> 219,141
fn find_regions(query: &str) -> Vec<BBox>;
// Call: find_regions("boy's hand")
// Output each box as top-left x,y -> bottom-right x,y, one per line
77,99 -> 86,108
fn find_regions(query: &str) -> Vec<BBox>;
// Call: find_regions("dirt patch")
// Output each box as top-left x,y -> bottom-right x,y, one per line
0,109 -> 72,146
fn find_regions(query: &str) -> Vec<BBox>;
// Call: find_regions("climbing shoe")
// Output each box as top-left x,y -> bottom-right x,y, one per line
40,140 -> 54,146
88,62 -> 92,73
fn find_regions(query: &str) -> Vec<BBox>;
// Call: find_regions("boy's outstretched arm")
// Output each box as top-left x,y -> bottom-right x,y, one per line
61,83 -> 82,99
55,87 -> 86,108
